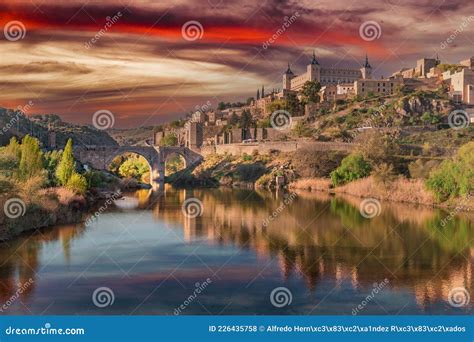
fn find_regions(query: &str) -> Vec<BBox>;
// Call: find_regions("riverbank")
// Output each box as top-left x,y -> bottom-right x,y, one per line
289,176 -> 474,212
0,177 -> 147,241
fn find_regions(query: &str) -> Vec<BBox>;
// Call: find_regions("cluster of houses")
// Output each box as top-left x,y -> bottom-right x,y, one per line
154,52 -> 474,150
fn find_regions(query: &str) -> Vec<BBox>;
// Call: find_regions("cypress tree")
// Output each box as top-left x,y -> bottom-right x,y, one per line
55,138 -> 75,185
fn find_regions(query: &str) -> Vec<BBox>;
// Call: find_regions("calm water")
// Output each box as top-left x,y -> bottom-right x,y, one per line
0,187 -> 472,315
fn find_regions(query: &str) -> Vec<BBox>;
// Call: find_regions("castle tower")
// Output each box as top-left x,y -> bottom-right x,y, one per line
360,54 -> 372,79
306,50 -> 321,83
282,63 -> 294,90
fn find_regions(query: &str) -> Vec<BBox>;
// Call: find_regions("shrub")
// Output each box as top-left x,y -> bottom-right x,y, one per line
426,142 -> 473,201
408,159 -> 441,179
84,170 -> 108,188
66,173 -> 88,195
330,153 -> 371,186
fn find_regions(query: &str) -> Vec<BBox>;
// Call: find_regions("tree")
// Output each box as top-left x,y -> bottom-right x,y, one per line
246,97 -> 255,105
228,112 -> 240,126
240,110 -> 253,129
286,92 -> 302,115
160,133 -> 178,147
217,102 -> 226,110
19,135 -> 43,180
300,81 -> 321,105
56,138 -> 75,185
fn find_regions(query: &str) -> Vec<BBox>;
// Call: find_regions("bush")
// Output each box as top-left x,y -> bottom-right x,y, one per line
408,159 -> 441,179
84,170 -> 108,188
66,173 -> 88,195
426,142 -> 473,201
330,153 -> 371,186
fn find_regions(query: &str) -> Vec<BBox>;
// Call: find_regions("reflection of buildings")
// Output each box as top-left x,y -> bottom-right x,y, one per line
150,187 -> 474,308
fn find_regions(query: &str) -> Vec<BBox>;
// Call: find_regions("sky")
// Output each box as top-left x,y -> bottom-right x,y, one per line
0,0 -> 473,128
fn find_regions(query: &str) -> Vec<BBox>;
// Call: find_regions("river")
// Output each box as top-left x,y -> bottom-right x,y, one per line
0,187 -> 472,315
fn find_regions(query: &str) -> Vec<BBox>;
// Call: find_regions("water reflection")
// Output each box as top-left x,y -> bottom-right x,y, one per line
0,186 -> 472,314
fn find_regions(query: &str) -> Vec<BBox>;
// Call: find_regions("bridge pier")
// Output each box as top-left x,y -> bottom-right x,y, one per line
74,145 -> 202,189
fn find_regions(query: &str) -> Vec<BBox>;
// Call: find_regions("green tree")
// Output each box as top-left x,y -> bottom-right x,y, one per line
43,150 -> 62,186
300,80 -> 321,104
118,157 -> 149,181
159,133 -> 178,147
55,138 -> 75,185
19,135 -> 43,180
240,110 -> 253,129
286,92 -> 302,116
330,153 -> 371,186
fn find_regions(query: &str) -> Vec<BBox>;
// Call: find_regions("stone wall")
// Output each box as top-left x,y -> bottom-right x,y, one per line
200,141 -> 354,156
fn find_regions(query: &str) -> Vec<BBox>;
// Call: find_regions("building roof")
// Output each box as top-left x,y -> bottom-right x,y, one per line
311,51 -> 319,65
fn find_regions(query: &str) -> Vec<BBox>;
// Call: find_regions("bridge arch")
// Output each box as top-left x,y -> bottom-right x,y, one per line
73,145 -> 202,186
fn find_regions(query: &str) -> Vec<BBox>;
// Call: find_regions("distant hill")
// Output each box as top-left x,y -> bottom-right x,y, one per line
108,126 -> 158,146
0,108 -> 118,148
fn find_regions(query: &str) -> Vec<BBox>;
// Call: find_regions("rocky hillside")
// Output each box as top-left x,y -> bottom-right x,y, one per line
0,108 -> 118,147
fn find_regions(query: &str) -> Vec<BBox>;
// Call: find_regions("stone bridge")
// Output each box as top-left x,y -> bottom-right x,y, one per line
73,145 -> 202,185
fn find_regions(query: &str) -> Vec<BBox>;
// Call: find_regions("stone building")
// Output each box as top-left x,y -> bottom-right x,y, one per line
449,68 -> 474,104
282,52 -> 372,91
354,78 -> 401,96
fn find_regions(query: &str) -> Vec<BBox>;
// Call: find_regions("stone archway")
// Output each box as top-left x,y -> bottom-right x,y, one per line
73,145 -> 202,187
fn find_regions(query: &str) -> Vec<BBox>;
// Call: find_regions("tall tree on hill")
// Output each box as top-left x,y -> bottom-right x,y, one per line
300,80 -> 321,105
286,93 -> 302,116
56,138 -> 75,185
18,135 -> 43,180
240,110 -> 253,129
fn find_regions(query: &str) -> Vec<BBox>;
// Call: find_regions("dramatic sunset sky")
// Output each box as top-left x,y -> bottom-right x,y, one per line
0,0 -> 473,127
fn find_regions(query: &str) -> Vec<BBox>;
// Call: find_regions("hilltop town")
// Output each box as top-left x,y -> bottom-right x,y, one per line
141,52 -> 473,156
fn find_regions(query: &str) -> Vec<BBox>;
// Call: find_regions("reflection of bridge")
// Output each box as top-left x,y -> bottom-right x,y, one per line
73,145 -> 202,185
